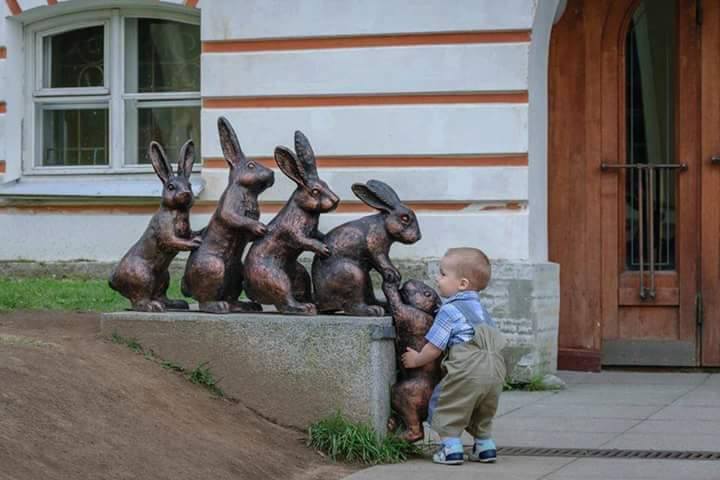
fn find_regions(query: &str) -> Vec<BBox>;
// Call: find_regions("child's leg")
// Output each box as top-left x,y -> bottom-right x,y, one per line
467,384 -> 502,463
467,384 -> 501,439
429,375 -> 483,465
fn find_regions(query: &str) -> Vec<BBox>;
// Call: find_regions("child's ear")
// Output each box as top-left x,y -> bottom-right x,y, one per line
459,277 -> 471,290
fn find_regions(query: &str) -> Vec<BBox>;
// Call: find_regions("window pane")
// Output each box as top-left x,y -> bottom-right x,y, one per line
42,108 -> 109,166
131,105 -> 200,165
44,26 -> 104,88
624,0 -> 676,271
132,19 -> 200,93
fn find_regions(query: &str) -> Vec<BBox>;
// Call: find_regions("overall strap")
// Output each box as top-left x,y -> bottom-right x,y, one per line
452,299 -> 496,328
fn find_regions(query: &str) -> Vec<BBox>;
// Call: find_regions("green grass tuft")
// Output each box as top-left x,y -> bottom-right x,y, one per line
308,412 -> 420,464
0,277 -> 186,312
187,362 -> 224,397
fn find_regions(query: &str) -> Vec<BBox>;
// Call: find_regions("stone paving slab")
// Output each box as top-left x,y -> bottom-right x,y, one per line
494,416 -> 638,433
344,457 -> 576,480
625,419 -> 720,435
558,371 -> 710,386
502,403 -> 663,420
535,388 -> 688,406
494,430 -> 620,449
600,433 -> 720,452
673,388 -> 720,406
649,406 -> 720,421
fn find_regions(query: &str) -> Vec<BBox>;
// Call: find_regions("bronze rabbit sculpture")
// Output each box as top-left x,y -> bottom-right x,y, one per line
312,179 -> 421,316
181,117 -> 275,313
109,140 -> 201,312
243,131 -> 340,315
383,278 -> 442,442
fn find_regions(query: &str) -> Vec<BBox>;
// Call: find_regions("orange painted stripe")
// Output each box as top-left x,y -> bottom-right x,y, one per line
0,201 -> 472,215
0,103 -> 6,114
185,0 -> 199,7
202,30 -> 531,53
0,161 -> 5,174
6,0 -> 21,15
203,154 -> 528,169
0,47 -> 6,59
47,0 -> 57,5
203,92 -> 528,109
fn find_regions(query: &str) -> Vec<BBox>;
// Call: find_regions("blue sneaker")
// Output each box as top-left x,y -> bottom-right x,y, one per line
469,438 -> 497,463
432,439 -> 464,465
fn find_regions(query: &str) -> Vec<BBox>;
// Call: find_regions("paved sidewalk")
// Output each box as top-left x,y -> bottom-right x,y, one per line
345,371 -> 720,480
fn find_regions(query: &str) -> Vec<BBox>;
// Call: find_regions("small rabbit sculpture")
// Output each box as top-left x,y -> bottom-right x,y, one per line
383,278 -> 442,442
312,179 -> 421,316
109,140 -> 201,312
243,131 -> 339,315
181,117 -> 275,313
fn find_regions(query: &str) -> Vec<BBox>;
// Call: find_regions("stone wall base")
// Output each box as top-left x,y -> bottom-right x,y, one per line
100,311 -> 396,435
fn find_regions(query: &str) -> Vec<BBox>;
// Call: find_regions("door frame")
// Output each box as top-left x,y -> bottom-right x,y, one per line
549,0 -> 707,369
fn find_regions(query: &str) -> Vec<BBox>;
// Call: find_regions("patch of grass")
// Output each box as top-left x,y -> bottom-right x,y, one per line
188,362 -> 224,397
308,412 -> 420,464
110,331 -> 223,397
161,360 -> 185,372
0,277 -> 186,312
0,334 -> 58,349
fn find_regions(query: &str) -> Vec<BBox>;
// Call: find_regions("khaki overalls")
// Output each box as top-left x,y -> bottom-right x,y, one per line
430,323 -> 507,439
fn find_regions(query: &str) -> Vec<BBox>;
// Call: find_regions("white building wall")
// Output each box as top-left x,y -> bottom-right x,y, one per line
0,0 -> 541,262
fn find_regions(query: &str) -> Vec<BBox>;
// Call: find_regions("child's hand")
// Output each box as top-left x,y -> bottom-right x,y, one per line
401,347 -> 421,368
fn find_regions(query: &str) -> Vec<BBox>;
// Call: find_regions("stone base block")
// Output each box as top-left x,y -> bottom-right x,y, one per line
100,311 -> 396,436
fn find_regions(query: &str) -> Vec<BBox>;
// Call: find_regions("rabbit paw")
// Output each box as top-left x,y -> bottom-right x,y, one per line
199,301 -> 231,314
382,267 -> 401,284
134,300 -> 165,312
251,223 -> 268,237
316,243 -> 331,258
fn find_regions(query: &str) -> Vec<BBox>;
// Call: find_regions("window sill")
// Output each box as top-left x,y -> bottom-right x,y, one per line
0,176 -> 205,199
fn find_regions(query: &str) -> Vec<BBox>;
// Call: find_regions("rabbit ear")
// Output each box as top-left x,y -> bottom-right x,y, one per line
351,183 -> 392,212
274,145 -> 307,186
217,116 -> 246,168
177,139 -> 195,179
149,141 -> 172,184
294,130 -> 318,180
352,180 -> 401,212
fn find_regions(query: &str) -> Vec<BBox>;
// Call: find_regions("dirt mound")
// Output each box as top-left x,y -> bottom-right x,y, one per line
0,311 -> 356,480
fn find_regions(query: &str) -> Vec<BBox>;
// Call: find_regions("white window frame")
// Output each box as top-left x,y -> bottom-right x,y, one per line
23,8 -> 200,176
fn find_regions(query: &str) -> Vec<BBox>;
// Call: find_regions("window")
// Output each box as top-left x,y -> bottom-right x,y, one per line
25,9 -> 200,174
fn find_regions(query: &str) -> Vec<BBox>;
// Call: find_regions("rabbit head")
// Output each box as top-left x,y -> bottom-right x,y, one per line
400,279 -> 441,315
275,131 -> 339,213
149,139 -> 196,209
218,116 -> 275,192
351,179 -> 421,244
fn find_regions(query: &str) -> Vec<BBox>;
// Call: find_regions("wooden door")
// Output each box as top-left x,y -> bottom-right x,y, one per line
549,0 -> 703,369
600,0 -> 700,366
699,0 -> 720,366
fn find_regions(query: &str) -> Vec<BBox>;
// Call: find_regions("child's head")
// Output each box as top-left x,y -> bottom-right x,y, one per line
436,247 -> 491,297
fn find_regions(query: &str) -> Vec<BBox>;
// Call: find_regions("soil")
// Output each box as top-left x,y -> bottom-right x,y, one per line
0,311 -> 358,480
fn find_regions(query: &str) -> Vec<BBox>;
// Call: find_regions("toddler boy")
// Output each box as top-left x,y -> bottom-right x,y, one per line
401,247 -> 506,465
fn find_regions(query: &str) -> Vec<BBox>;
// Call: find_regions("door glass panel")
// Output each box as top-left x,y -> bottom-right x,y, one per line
625,0 -> 676,271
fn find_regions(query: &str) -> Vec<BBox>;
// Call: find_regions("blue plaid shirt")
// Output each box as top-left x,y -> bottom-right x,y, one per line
425,290 -> 495,351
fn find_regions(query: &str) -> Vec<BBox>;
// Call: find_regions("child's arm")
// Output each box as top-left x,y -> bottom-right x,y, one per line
401,343 -> 442,368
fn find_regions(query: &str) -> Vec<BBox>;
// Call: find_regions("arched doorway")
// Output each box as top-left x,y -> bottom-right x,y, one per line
550,0 -> 720,369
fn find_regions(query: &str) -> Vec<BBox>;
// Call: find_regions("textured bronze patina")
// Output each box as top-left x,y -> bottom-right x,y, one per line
109,140 -> 201,312
181,117 -> 275,313
383,278 -> 442,442
312,180 -> 421,315
243,131 -> 339,315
